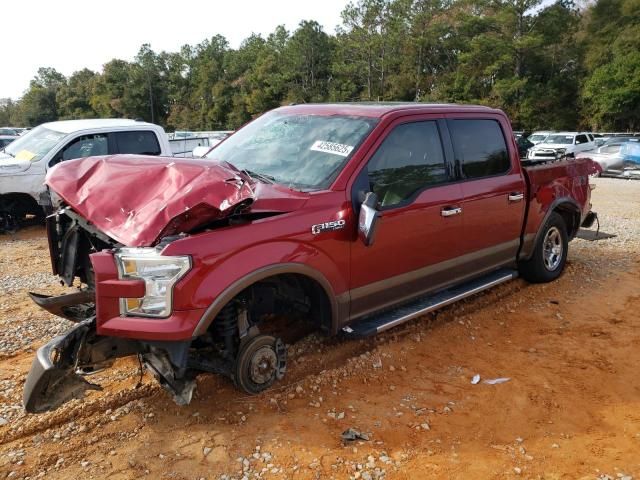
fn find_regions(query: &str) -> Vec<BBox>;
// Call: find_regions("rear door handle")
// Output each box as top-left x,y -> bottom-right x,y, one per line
508,192 -> 524,202
441,207 -> 462,217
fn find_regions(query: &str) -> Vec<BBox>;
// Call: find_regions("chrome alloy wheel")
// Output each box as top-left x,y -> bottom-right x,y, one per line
543,226 -> 563,271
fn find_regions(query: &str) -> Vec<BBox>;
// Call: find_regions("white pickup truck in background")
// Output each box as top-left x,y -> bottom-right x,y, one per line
527,132 -> 596,162
0,119 -> 171,230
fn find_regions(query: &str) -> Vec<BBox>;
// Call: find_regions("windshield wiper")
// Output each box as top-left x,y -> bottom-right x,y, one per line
2,149 -> 14,158
241,169 -> 276,184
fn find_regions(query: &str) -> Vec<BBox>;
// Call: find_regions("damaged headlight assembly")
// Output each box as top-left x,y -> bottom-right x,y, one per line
114,248 -> 191,318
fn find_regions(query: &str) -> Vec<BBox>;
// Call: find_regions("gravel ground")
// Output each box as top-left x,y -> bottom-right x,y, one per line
0,232 -> 71,359
0,176 -> 639,480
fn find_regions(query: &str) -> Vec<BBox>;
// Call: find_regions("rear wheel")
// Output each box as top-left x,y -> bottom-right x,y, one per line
519,212 -> 568,283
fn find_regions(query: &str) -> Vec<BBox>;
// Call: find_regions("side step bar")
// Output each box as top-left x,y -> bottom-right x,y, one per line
343,268 -> 518,338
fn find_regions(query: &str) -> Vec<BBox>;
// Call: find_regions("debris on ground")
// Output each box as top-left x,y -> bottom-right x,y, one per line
341,428 -> 370,443
483,377 -> 511,385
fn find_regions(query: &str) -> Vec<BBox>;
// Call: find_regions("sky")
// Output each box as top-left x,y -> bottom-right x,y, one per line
1,0 -> 350,100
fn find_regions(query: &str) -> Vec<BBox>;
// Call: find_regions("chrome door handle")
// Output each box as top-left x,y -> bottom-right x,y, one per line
441,207 -> 462,217
508,192 -> 524,202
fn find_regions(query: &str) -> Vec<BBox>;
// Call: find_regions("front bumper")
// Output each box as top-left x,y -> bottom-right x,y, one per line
23,320 -> 100,413
23,317 -> 198,414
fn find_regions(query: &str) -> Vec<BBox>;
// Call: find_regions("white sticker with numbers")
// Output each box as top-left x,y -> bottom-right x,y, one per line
310,140 -> 354,157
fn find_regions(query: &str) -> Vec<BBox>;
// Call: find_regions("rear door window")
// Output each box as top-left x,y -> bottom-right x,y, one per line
114,131 -> 161,155
448,119 -> 510,179
367,121 -> 450,208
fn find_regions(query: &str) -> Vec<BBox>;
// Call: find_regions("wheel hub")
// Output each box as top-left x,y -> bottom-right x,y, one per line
249,346 -> 277,385
543,226 -> 563,271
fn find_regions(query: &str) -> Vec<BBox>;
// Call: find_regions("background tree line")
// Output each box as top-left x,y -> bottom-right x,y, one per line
0,0 -> 638,132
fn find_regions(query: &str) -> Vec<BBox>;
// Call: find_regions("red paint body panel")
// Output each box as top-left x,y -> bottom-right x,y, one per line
164,193 -> 352,312
98,279 -> 145,298
522,158 -> 600,240
47,104 -> 596,342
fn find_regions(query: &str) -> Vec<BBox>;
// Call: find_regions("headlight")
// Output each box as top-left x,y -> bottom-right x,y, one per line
114,247 -> 191,318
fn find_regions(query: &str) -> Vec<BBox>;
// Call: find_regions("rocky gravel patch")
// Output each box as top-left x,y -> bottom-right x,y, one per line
0,273 -> 59,295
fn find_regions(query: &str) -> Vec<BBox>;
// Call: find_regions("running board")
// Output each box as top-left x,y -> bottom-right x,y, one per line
343,268 -> 518,338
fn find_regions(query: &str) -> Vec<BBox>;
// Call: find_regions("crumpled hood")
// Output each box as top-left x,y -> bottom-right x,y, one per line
45,155 -> 307,247
0,152 -> 32,175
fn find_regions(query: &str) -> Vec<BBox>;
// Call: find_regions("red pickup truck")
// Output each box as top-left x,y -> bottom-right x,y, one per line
23,103 -> 599,413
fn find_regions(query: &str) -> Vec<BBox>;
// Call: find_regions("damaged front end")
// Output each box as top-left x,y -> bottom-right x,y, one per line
23,316 -> 198,413
24,209 -> 201,413
24,154 -> 299,413
23,318 -> 133,413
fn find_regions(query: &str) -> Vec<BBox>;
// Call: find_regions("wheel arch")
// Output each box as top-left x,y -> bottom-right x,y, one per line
521,196 -> 581,261
191,263 -> 347,338
0,191 -> 42,213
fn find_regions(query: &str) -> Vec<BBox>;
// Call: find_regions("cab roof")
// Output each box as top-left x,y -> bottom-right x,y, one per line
40,118 -> 156,134
277,102 -> 502,118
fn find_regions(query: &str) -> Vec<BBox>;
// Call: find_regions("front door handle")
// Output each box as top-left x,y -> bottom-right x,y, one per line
441,207 -> 462,217
508,192 -> 524,202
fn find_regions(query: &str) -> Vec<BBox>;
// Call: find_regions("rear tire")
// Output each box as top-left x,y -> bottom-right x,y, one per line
519,212 -> 568,283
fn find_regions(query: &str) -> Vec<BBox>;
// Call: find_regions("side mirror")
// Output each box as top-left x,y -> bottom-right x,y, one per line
358,192 -> 380,247
192,146 -> 210,158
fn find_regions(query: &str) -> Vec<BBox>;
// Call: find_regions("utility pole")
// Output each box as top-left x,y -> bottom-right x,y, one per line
147,71 -> 155,124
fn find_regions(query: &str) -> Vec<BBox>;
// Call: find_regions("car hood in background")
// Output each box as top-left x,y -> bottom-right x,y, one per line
45,155 -> 309,247
0,152 -> 33,175
532,143 -> 572,151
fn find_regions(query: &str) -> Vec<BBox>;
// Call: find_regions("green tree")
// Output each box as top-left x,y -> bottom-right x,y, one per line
284,20 -> 333,102
19,67 -> 66,126
57,69 -> 99,119
580,0 -> 640,129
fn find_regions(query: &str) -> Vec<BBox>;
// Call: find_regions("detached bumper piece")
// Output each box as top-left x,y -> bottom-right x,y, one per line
28,290 -> 95,323
23,318 -> 200,413
23,320 -> 100,413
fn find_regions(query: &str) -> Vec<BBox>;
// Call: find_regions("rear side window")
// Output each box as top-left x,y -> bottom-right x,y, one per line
114,131 -> 161,155
367,121 -> 449,208
449,119 -> 510,179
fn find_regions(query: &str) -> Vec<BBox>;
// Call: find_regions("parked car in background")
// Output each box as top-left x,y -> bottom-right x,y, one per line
0,135 -> 17,148
22,103 -> 599,413
577,137 -> 640,173
527,132 -> 596,162
192,132 -> 233,157
0,119 -> 171,230
0,127 -> 20,136
515,135 -> 534,159
170,136 -> 211,157
528,131 -> 553,144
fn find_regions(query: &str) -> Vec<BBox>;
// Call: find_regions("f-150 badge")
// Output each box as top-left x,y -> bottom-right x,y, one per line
311,219 -> 346,235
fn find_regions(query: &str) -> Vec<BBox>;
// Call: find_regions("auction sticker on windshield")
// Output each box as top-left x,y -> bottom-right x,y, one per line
310,140 -> 354,157
15,150 -> 37,161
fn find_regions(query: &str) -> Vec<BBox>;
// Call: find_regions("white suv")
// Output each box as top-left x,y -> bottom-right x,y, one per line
0,119 -> 171,228
527,132 -> 596,162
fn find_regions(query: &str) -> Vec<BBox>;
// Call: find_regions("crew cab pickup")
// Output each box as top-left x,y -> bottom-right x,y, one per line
0,119 -> 171,230
23,104 -> 600,413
